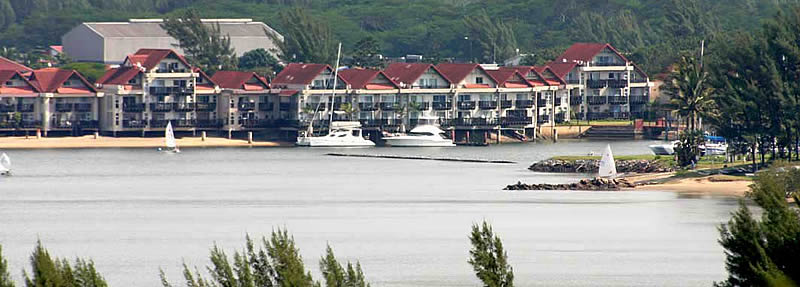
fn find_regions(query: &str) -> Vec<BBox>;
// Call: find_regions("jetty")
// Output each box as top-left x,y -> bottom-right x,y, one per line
325,153 -> 516,164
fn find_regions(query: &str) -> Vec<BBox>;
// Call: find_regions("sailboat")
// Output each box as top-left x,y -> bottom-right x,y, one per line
598,144 -> 617,178
163,121 -> 180,153
0,152 -> 11,176
295,43 -> 375,147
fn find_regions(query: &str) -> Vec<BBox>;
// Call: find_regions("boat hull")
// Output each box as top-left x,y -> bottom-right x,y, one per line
296,137 -> 375,147
383,137 -> 455,147
648,144 -> 675,155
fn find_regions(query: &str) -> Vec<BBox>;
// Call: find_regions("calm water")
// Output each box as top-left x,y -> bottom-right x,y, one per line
0,140 -> 739,286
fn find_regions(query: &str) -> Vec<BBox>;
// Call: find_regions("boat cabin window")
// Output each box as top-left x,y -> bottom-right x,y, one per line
352,130 -> 361,137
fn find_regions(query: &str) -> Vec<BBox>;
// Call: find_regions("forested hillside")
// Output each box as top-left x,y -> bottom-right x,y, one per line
0,0 -> 799,74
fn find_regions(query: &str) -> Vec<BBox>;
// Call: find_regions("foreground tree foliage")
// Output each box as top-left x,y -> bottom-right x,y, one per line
463,9 -> 517,63
161,228 -> 369,287
717,169 -> 800,287
23,240 -> 107,287
266,7 -> 336,65
161,8 -> 237,73
469,221 -> 514,287
238,48 -> 282,76
0,245 -> 13,287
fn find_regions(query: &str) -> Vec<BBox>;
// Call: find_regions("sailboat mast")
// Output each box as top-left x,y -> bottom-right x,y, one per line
329,43 -> 343,134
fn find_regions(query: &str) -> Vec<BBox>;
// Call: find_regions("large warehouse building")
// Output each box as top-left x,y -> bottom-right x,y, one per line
62,18 -> 283,64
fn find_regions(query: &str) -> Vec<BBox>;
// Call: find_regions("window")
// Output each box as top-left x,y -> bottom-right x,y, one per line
154,80 -> 164,87
313,80 -> 323,87
418,79 -> 426,87
458,94 -> 471,101
429,79 -> 438,87
475,77 -> 483,84
196,77 -> 203,84
361,95 -> 373,103
609,73 -> 615,79
433,95 -> 447,102
128,78 -> 137,84
4,81 -> 12,86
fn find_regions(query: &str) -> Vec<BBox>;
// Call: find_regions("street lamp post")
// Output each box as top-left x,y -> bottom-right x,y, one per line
464,36 -> 472,63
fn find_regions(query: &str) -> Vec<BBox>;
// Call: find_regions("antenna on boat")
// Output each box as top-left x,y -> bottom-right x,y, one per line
329,42 -> 343,134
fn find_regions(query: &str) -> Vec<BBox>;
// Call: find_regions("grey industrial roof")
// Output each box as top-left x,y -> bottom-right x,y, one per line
83,22 -> 280,39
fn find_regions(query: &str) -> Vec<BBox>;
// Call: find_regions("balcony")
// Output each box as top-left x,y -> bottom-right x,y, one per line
55,103 -> 74,112
587,96 -> 607,105
50,120 -> 74,129
410,102 -> 430,111
196,119 -> 223,128
538,115 -> 550,123
279,103 -> 291,111
479,101 -> 497,110
612,112 -> 630,120
20,120 -> 41,128
259,103 -> 274,111
500,100 -> 513,109
238,102 -> 256,111
587,80 -> 606,89
148,120 -> 169,128
630,95 -> 648,104
608,80 -> 627,88
17,104 -> 34,112
74,103 -> 92,112
305,103 -> 326,111
149,86 -> 193,95
570,96 -> 583,105
515,100 -> 534,108
587,79 -> 627,89
196,103 -> 216,111
154,68 -> 189,74
122,120 -> 146,128
501,117 -> 532,126
359,119 -> 400,128
537,100 -> 551,107
608,96 -> 627,105
174,102 -> 195,112
79,120 -> 99,129
0,104 -> 14,112
432,102 -> 452,110
359,103 -> 377,111
555,113 -> 566,123
379,102 -> 401,111
457,101 -> 476,110
593,61 -> 626,67
123,103 -> 145,112
241,119 -> 264,128
150,103 -> 173,112
441,118 -> 499,127
173,119 -> 196,128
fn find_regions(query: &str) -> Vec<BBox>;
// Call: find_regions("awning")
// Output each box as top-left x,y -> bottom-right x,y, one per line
279,90 -> 299,96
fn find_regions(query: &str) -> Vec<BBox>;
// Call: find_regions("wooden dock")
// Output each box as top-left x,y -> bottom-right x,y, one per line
325,153 -> 516,164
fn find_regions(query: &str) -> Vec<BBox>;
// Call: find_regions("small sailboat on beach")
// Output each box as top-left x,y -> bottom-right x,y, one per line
598,144 -> 617,178
0,152 -> 11,176
163,121 -> 180,153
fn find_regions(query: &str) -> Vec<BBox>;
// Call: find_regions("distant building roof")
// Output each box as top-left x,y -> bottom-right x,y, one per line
0,70 -> 39,94
554,43 -> 629,64
383,63 -> 450,87
0,56 -> 32,73
211,71 -> 269,90
272,63 -> 338,86
29,68 -> 95,93
338,68 -> 398,90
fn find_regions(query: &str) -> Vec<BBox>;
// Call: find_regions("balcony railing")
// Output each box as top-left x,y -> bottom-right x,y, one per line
457,101 -> 476,110
154,68 -> 189,74
538,115 -> 550,123
537,100 -> 551,107
569,96 -> 583,105
74,103 -> 92,112
79,120 -> 99,129
259,103 -> 274,111
592,61 -> 626,67
587,79 -> 627,89
279,103 -> 291,111
148,120 -> 169,128
238,102 -> 256,111
515,100 -> 533,108
173,102 -> 195,112
359,103 -> 377,111
478,101 -> 497,110
359,119 -> 400,128
196,103 -> 216,111
500,100 -> 513,109
0,104 -> 14,112
150,103 -> 173,112
432,102 -> 452,110
555,113 -> 566,123
608,96 -> 627,105
630,95 -> 648,104
50,120 -> 73,128
123,103 -> 145,112
409,102 -> 430,111
55,103 -> 74,112
196,119 -> 223,128
587,96 -> 607,105
440,118 -> 499,127
149,86 -> 193,95
379,102 -> 401,111
122,120 -> 146,128
17,104 -> 34,112
20,120 -> 41,128
501,117 -> 532,126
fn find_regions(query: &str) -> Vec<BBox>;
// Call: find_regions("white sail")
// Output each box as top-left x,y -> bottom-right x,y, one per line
0,153 -> 10,173
165,121 -> 177,149
598,144 -> 617,178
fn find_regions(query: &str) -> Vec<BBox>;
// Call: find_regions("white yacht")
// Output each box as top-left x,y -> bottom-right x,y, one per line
162,121 -> 180,153
383,125 -> 455,147
296,121 -> 375,147
649,141 -> 678,155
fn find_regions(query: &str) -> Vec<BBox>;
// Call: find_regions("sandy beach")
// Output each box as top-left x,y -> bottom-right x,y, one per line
0,136 -> 288,149
626,172 -> 752,197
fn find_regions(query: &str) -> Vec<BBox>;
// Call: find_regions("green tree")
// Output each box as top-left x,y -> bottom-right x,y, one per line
0,244 -> 13,287
716,168 -> 800,286
23,240 -> 107,287
350,36 -> 381,69
61,62 -> 106,82
468,221 -> 514,287
319,245 -> 369,287
239,48 -> 282,76
464,9 -> 518,63
662,55 -> 715,132
161,8 -> 237,72
266,7 -> 336,65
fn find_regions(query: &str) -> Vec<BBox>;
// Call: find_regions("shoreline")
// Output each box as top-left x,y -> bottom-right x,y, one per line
623,172 -> 751,197
0,136 -> 290,149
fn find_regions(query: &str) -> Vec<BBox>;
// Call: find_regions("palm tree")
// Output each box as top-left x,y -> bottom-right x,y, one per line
661,56 -> 715,132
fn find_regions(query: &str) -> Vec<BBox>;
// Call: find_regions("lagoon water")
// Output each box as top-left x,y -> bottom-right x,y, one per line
0,140 -> 739,286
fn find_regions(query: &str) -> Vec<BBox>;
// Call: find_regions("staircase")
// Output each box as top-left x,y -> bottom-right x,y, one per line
581,125 -> 640,140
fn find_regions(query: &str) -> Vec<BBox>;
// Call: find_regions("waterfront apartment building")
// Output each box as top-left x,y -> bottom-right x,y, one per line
210,71 -> 282,132
0,68 -> 101,136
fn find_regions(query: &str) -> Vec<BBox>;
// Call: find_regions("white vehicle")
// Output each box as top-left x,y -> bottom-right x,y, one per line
383,125 -> 455,147
0,152 -> 11,176
296,121 -> 375,147
599,144 -> 617,178
649,141 -> 679,155
161,121 -> 180,153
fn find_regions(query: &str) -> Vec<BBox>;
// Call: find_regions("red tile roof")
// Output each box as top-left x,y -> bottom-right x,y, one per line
435,63 -> 482,84
338,68 -> 399,89
383,63 -> 451,87
0,70 -> 39,94
211,71 -> 269,90
486,69 -> 531,88
96,66 -> 143,85
555,43 -> 628,64
545,62 -> 578,79
29,68 -> 95,93
124,49 -> 192,71
0,56 -> 32,73
49,45 -> 63,53
272,63 -> 344,86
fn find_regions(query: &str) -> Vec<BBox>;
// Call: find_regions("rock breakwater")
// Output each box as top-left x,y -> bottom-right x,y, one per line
504,178 -> 638,191
529,159 -> 673,173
